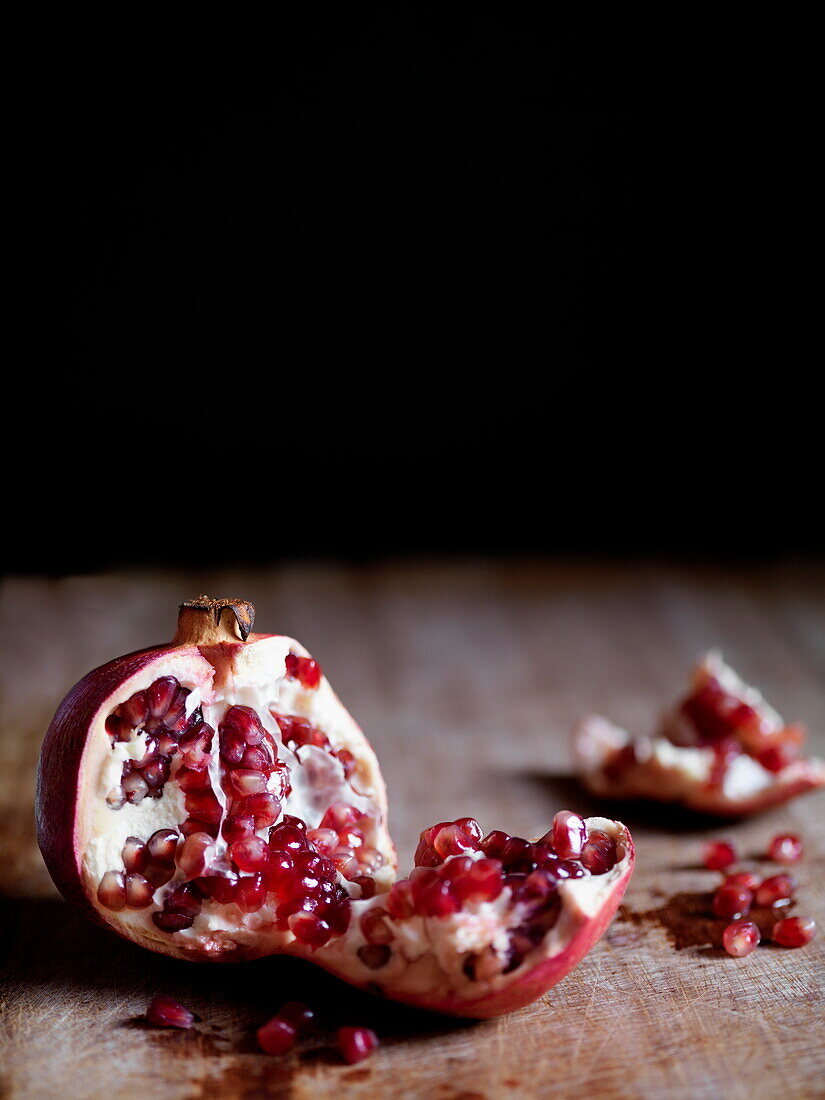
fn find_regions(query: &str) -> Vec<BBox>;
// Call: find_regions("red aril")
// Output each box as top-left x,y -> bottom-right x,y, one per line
146,994 -> 195,1028
702,841 -> 737,871
772,916 -> 816,948
722,921 -> 760,957
767,833 -> 802,864
337,1026 -> 378,1064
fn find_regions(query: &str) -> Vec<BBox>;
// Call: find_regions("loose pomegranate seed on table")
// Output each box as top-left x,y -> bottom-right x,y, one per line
754,874 -> 797,908
772,916 -> 817,948
702,840 -> 737,871
767,833 -> 803,864
337,1026 -> 379,1065
146,994 -> 195,1029
257,1018 -> 298,1055
722,921 -> 761,958
712,884 -> 753,920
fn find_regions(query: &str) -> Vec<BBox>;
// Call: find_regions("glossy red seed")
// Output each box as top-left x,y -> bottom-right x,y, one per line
702,840 -> 737,871
724,871 -> 761,891
231,836 -> 271,872
713,884 -> 753,919
237,792 -> 281,828
480,830 -> 510,859
551,811 -> 587,860
257,1018 -> 297,1055
122,837 -> 149,873
722,921 -> 760,957
269,823 -> 307,852
147,678 -> 180,719
152,911 -> 195,932
433,824 -> 477,859
229,769 -> 269,798
284,653 -> 322,689
288,911 -> 332,947
121,690 -> 150,727
755,874 -> 797,907
757,745 -> 794,772
278,1002 -> 315,1031
146,993 -> 194,1028
580,830 -> 618,874
147,829 -> 179,863
236,875 -> 267,912
222,705 -> 265,744
222,813 -> 256,844
97,870 -> 126,910
177,832 -> 214,880
767,834 -> 803,864
200,874 -> 239,904
385,879 -> 415,919
773,916 -> 816,948
337,1026 -> 378,1065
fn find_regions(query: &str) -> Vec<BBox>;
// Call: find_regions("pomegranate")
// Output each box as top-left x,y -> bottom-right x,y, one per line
722,921 -> 760,957
574,653 -> 825,816
36,597 -> 635,1019
772,916 -> 816,948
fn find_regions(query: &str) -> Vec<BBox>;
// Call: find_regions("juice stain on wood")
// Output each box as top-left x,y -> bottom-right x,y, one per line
617,893 -> 794,950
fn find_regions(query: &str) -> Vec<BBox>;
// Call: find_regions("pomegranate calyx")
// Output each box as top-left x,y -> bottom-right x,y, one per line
173,596 -> 256,646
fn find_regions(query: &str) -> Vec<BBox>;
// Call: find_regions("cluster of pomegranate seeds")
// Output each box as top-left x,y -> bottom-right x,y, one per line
337,1026 -> 379,1065
105,677 -> 203,807
98,828 -> 181,911
767,833 -> 803,864
702,840 -> 737,871
273,712 -> 359,783
674,675 -> 805,785
703,831 -> 817,956
257,1001 -> 315,1055
383,812 -> 613,976
284,652 -> 323,690
146,994 -> 195,1029
217,705 -> 287,844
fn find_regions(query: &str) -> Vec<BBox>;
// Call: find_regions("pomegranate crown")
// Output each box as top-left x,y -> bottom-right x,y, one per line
173,596 -> 255,646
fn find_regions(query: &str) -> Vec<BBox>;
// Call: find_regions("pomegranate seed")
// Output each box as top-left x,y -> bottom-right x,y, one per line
121,690 -> 149,728
386,879 -> 415,919
757,745 -> 794,772
142,758 -> 171,788
236,874 -> 267,912
360,907 -> 394,944
724,871 -> 761,891
144,861 -> 177,887
125,873 -> 154,908
219,728 -> 246,765
122,772 -> 149,804
229,769 -> 269,798
773,916 -> 816,948
285,652 -> 322,689
335,748 -> 356,778
231,836 -> 271,872
755,874 -> 797,907
222,705 -> 265,745
222,813 -> 256,844
713,884 -> 753,919
146,993 -> 194,1028
152,911 -> 195,932
236,792 -> 281,828
722,921 -> 761,957
307,828 -> 339,854
177,766 -> 213,791
147,678 -> 180,719
580,831 -> 618,874
164,883 -> 201,917
767,834 -> 803,864
122,836 -> 149,873
480,830 -> 510,859
147,829 -> 179,864
184,790 -> 222,825
97,870 -> 126,910
269,823 -> 307,852
433,824 -> 477,859
257,1017 -> 297,1055
319,803 -> 363,832
453,858 -> 504,903
177,832 -> 214,879
201,874 -> 239,904
263,849 -> 295,894
241,745 -> 272,771
352,875 -> 377,899
551,811 -> 587,860
337,1026 -> 378,1065
358,944 -> 392,969
288,911 -> 332,947
411,868 -> 460,917
702,840 -> 737,871
278,1002 -> 315,1031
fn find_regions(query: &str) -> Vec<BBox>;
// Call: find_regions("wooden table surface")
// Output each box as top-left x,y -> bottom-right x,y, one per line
1,561 -> 823,1099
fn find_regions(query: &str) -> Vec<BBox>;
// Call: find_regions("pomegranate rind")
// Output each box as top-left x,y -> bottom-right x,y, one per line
573,654 -> 825,817
36,632 -> 394,961
305,817 -> 634,1019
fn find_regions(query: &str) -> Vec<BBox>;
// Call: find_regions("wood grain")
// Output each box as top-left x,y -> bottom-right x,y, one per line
1,562 -> 823,1099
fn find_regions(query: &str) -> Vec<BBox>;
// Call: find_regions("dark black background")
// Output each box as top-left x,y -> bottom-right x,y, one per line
6,15 -> 820,574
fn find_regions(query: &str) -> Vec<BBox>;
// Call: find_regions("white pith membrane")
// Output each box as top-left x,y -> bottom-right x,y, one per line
575,652 -> 825,812
77,635 -> 633,1010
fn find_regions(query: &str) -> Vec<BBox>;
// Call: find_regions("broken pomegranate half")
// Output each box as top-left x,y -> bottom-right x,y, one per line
37,596 -> 634,1019
573,653 -> 825,816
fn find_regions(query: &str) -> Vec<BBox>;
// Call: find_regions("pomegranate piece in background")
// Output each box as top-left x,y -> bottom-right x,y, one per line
146,994 -> 195,1029
574,653 -> 825,816
36,596 -> 634,1019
